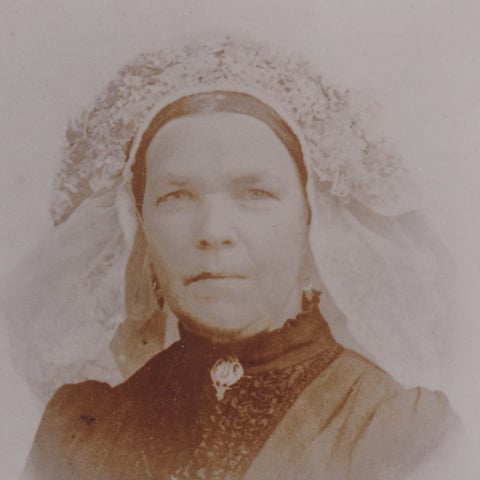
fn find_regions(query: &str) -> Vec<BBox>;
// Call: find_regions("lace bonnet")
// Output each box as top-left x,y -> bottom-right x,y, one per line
2,36 -> 449,401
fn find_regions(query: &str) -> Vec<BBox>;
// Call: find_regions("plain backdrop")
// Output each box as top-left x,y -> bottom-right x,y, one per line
1,1 -> 479,477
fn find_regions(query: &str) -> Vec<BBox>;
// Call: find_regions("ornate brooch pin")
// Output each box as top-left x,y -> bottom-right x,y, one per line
210,357 -> 244,401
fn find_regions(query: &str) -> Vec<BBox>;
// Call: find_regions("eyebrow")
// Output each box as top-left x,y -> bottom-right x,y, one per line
151,171 -> 285,186
150,173 -> 192,186
231,172 -> 284,186
230,174 -> 287,196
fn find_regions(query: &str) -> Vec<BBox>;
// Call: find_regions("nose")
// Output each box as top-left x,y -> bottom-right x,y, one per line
195,194 -> 237,250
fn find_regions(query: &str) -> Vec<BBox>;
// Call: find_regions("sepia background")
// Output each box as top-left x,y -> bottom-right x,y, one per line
1,0 -> 479,477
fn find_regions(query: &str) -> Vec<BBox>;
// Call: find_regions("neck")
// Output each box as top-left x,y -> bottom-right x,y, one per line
177,289 -> 316,345
176,290 -> 334,374
177,287 -> 306,344
265,286 -> 305,333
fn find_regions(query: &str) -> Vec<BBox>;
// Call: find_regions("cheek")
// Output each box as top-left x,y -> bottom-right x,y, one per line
142,214 -> 191,281
247,208 -> 308,277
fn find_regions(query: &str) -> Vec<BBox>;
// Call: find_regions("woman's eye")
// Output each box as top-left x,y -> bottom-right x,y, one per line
155,190 -> 194,205
242,188 -> 277,201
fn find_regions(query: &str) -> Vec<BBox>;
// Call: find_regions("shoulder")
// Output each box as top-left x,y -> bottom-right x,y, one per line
294,349 -> 462,477
315,348 -> 404,404
31,341 -> 185,441
31,379 -> 113,445
324,348 -> 460,437
326,349 -> 462,478
24,380 -> 113,479
48,379 -> 112,410
334,350 -> 460,433
351,382 -> 461,466
24,343 -> 188,479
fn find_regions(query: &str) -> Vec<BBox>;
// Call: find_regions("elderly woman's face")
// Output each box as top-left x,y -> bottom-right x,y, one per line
142,112 -> 310,341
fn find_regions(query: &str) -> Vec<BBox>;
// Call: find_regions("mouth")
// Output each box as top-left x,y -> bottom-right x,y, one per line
184,272 -> 247,286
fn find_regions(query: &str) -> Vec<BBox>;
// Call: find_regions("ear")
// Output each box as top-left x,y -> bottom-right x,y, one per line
300,243 -> 322,291
136,217 -> 167,308
111,227 -> 167,378
124,228 -> 158,322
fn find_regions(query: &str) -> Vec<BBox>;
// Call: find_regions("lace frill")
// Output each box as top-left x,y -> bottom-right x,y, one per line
51,37 -> 413,226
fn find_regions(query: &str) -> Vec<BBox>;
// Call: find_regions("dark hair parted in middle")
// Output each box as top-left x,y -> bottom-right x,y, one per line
131,90 -> 309,218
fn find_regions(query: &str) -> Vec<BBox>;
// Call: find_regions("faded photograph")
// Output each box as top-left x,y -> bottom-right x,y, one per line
1,3 -> 479,480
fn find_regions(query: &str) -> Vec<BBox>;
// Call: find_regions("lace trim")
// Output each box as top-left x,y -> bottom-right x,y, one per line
51,36 -> 409,225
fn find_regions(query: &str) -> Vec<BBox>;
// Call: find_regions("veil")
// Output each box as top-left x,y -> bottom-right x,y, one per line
0,36 -> 453,402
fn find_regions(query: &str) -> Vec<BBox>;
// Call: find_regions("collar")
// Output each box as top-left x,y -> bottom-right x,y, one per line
177,291 -> 339,375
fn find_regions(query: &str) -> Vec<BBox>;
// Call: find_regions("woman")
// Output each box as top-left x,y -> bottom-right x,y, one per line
8,38 -> 463,479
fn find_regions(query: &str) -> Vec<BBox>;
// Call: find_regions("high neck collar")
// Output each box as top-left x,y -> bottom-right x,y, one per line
177,291 -> 339,374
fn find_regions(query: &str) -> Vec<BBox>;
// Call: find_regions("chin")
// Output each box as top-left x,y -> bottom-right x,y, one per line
171,298 -> 260,342
185,321 -> 249,343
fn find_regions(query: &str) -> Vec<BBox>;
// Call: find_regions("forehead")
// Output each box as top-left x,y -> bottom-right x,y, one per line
144,112 -> 301,183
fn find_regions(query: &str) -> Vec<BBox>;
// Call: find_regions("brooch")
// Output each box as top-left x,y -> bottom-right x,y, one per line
210,357 -> 244,401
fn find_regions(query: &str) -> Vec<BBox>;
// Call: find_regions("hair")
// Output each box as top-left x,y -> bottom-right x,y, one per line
131,90 -> 309,219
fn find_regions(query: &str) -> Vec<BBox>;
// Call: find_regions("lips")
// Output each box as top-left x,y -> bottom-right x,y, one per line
184,272 -> 247,285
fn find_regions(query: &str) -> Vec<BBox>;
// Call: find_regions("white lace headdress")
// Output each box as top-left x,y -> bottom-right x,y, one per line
2,36 -> 450,401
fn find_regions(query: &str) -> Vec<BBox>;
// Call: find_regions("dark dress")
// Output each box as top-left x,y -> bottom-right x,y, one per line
24,297 -> 461,479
